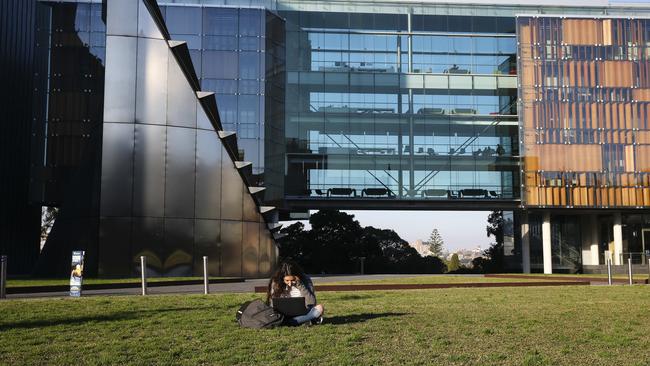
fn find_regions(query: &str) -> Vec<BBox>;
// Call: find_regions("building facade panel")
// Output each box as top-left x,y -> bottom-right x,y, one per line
518,16 -> 650,208
0,0 -> 43,274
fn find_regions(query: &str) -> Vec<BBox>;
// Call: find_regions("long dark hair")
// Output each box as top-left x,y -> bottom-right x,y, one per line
266,260 -> 309,303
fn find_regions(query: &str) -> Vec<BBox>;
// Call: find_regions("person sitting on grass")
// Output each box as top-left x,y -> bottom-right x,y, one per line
266,260 -> 325,326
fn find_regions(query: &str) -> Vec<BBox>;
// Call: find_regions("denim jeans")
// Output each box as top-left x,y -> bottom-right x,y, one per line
289,306 -> 322,325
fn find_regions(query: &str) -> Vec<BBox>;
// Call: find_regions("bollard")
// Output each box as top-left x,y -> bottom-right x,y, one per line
607,258 -> 613,286
140,256 -> 147,296
0,256 -> 7,299
628,257 -> 633,285
648,260 -> 650,284
203,256 -> 209,295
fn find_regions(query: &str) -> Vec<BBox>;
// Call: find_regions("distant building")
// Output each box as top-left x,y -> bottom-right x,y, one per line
410,239 -> 433,257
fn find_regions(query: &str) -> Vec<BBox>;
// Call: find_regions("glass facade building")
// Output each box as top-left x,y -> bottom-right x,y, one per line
282,11 -> 519,204
4,0 -> 650,276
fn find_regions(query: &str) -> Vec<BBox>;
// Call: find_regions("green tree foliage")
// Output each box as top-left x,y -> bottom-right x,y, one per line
277,210 -> 447,274
447,253 -> 461,272
426,228 -> 444,257
472,210 -> 505,273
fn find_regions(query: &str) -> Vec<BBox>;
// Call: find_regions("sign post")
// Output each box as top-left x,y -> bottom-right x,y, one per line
140,256 -> 147,296
607,258 -> 613,286
70,251 -> 85,297
0,255 -> 7,299
203,256 -> 209,295
628,257 -> 633,285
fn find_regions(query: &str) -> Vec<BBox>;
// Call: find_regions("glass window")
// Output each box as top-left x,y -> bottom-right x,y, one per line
202,51 -> 238,79
431,36 -> 450,53
323,33 -> 348,50
90,4 -> 105,33
497,38 -> 517,54
496,17 -> 516,33
239,80 -> 261,94
349,13 -> 374,30
448,16 -> 470,33
170,34 -> 201,49
203,36 -> 237,51
239,9 -> 261,36
472,17 -> 497,33
239,52 -> 260,79
474,37 -> 497,54
202,79 -> 237,94
74,4 -> 91,32
412,15 -> 447,32
166,6 -> 201,35
374,14 -> 401,31
238,95 -> 260,124
239,37 -> 261,51
320,12 -> 349,30
451,37 -> 472,53
203,8 -> 238,35
216,95 -> 237,123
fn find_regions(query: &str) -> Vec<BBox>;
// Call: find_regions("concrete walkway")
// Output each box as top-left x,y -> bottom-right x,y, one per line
5,274 -> 479,299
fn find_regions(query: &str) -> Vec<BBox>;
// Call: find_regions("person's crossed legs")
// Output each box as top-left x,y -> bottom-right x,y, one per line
289,304 -> 324,326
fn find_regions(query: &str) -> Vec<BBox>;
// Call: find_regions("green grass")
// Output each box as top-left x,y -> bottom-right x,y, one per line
2,286 -> 650,365
495,273 -> 650,280
7,277 -> 233,288
325,275 -> 545,285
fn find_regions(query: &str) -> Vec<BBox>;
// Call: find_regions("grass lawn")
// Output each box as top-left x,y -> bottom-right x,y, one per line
7,277 -> 233,288
324,275 -> 547,285
1,286 -> 650,365
492,273 -> 650,281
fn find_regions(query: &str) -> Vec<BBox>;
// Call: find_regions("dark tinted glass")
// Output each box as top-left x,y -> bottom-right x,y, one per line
166,6 -> 201,34
412,15 -> 447,32
448,16 -> 470,32
238,95 -> 260,124
202,51 -> 238,78
239,8 -> 261,36
239,52 -> 260,79
203,8 -> 238,35
496,17 -> 516,33
203,36 -> 237,50
472,16 -> 497,33
216,95 -> 237,123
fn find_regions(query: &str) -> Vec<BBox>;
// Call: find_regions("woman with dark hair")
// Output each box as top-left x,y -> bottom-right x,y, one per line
266,260 -> 324,326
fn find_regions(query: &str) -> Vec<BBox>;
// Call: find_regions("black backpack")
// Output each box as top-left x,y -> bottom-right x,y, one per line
236,299 -> 284,329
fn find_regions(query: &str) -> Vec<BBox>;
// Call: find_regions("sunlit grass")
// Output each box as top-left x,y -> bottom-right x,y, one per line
325,275 -> 545,285
1,286 -> 649,365
492,273 -> 650,281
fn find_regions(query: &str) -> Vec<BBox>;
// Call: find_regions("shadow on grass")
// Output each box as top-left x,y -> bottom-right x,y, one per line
324,312 -> 407,325
0,306 -> 212,331
330,294 -> 379,301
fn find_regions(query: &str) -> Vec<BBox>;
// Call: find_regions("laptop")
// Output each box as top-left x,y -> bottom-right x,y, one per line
273,297 -> 309,317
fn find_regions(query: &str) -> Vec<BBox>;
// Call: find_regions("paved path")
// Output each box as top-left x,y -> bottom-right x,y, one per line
5,274 -> 481,299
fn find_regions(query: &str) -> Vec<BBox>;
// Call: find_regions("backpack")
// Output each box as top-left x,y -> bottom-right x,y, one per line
236,299 -> 284,329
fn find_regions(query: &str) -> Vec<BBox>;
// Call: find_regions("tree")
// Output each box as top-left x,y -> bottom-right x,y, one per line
486,210 -> 504,246
447,253 -> 461,272
276,209 -> 447,274
480,210 -> 505,273
426,228 -> 444,257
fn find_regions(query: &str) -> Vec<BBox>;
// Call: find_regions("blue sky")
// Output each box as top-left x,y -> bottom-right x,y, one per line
289,210 -> 494,252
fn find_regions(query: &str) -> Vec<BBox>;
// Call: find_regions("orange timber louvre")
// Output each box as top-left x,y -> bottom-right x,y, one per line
517,16 -> 650,208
